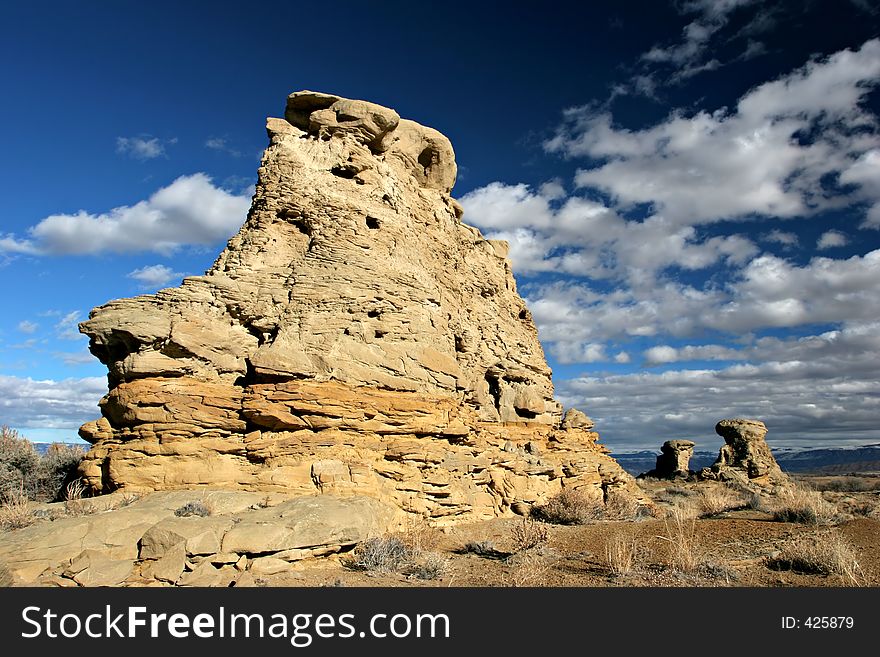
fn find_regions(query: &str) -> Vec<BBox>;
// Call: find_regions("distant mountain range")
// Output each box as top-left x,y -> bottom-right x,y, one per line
31,441 -> 880,476
613,444 -> 880,476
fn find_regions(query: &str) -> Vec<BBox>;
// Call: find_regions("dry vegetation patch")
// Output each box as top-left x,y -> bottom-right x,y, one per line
771,487 -> 841,525
766,529 -> 866,585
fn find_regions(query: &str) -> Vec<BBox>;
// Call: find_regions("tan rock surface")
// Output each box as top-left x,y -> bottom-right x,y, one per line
76,90 -> 647,521
703,419 -> 791,490
640,439 -> 695,479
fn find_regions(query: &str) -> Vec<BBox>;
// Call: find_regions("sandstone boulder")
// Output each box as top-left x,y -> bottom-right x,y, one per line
640,440 -> 695,479
702,419 -> 791,489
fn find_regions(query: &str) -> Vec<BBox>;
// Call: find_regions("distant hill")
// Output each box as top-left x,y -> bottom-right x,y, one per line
613,444 -> 880,476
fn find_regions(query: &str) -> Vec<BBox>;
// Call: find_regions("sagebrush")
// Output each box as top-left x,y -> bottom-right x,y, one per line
0,426 -> 85,502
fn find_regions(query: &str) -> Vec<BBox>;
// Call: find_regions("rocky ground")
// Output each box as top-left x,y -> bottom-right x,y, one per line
2,473 -> 877,588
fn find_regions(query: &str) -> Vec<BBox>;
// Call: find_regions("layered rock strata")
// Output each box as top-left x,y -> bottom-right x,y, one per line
78,90 -> 646,521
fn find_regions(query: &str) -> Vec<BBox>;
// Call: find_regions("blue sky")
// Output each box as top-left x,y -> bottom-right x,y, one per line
1,0 -> 879,450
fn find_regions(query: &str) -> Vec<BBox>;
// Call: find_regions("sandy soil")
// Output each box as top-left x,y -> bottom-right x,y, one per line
258,476 -> 880,588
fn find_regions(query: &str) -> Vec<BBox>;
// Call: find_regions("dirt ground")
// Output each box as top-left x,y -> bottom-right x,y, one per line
259,475 -> 880,588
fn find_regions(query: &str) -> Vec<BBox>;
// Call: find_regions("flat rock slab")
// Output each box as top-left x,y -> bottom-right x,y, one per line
0,490 -> 283,585
0,491 -> 395,585
221,496 -> 394,556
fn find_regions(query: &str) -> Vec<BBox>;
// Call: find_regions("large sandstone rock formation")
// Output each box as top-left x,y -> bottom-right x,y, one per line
701,419 -> 791,490
639,440 -> 695,480
77,90 -> 646,522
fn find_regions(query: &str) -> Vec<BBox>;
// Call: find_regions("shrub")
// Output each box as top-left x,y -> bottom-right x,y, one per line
462,540 -> 500,557
0,427 -> 85,502
531,489 -> 602,525
502,550 -> 555,587
510,516 -> 550,552
772,487 -> 840,525
0,487 -> 35,531
346,537 -> 410,573
174,501 -> 212,517
766,530 -> 865,585
404,552 -> 448,580
345,535 -> 447,580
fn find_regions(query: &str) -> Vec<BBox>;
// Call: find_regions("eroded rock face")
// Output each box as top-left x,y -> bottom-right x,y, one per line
702,419 -> 790,489
77,90 -> 646,521
640,440 -> 695,479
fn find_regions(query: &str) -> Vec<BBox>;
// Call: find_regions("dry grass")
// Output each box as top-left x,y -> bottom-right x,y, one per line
531,489 -> 602,525
604,532 -> 640,576
604,492 -> 646,520
345,529 -> 449,581
772,487 -> 840,525
63,479 -> 89,516
0,488 -> 35,531
531,488 -> 646,524
346,536 -> 410,573
502,550 -> 555,587
766,530 -> 866,586
657,504 -> 701,573
510,516 -> 550,552
698,485 -> 748,516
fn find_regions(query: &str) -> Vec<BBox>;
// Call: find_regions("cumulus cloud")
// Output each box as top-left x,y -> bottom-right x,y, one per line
0,174 -> 251,256
817,230 -> 849,249
0,375 -> 106,429
127,264 -> 186,289
547,39 -> 880,226
116,135 -> 174,160
17,320 -> 38,334
460,182 -> 757,280
518,248 -> 880,363
558,356 -> 880,450
762,229 -> 798,248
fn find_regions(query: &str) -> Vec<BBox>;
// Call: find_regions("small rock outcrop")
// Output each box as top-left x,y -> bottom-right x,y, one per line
701,419 -> 790,489
76,90 -> 647,522
640,440 -> 695,479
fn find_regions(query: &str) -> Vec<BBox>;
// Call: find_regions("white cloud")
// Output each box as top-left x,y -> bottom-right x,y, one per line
460,182 -> 757,281
817,230 -> 849,250
547,39 -> 880,227
0,375 -> 106,429
54,311 -> 83,341
558,353 -> 880,449
0,174 -> 251,256
58,351 -> 97,366
116,136 -> 171,160
127,264 -> 186,289
205,137 -> 242,157
17,320 -> 38,334
762,229 -> 798,248
519,248 -> 880,363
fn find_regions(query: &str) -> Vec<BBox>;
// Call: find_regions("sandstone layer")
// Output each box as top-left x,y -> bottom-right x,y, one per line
77,90 -> 646,522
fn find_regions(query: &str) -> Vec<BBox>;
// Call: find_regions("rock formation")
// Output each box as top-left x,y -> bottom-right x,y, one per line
701,419 -> 791,490
639,440 -> 695,479
77,90 -> 647,522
